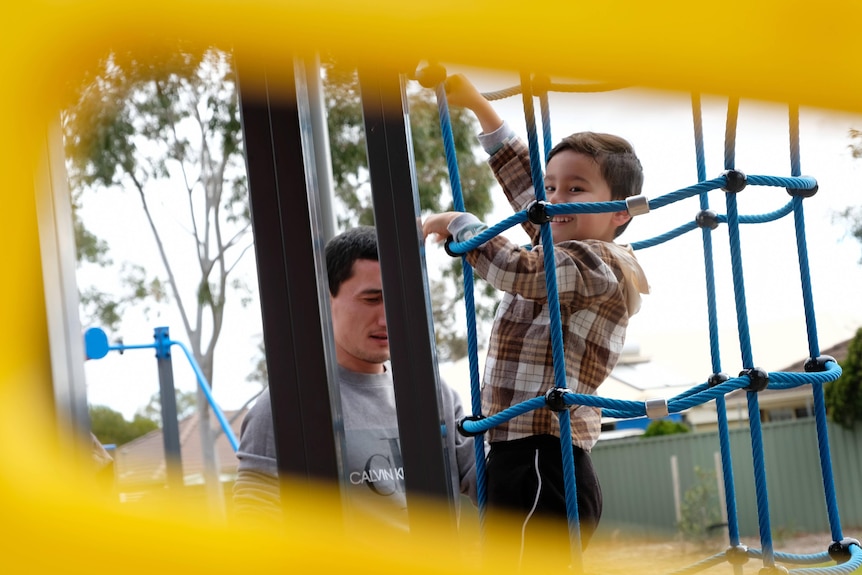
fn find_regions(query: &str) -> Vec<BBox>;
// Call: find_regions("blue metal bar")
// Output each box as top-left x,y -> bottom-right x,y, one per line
86,327 -> 239,453
171,340 -> 239,452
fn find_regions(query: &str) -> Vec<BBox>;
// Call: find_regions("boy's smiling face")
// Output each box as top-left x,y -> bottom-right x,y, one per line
543,149 -> 630,243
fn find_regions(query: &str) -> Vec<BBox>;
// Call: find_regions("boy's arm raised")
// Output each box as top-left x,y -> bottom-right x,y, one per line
444,73 -> 540,245
444,74 -> 503,135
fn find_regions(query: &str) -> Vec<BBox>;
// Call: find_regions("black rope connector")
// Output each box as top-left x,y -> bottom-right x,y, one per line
721,169 -> 748,193
544,387 -> 573,412
413,63 -> 448,88
787,178 -> 819,198
443,237 -> 461,258
456,415 -> 486,437
696,209 -> 720,230
725,544 -> 750,565
804,355 -> 836,373
828,538 -> 861,563
708,372 -> 730,388
741,367 -> 769,392
527,200 -> 552,225
531,73 -> 551,94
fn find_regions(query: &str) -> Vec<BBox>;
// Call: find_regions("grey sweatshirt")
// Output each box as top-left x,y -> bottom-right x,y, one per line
233,363 -> 478,530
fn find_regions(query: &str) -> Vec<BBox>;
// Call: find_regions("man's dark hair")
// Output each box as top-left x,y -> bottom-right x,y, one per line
325,226 -> 379,296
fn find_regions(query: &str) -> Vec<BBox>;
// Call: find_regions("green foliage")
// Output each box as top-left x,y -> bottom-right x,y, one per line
72,194 -> 111,265
642,419 -> 690,438
320,57 -> 498,362
677,466 -> 723,544
78,287 -> 122,331
322,58 -> 494,228
825,327 -> 862,429
65,49 -> 205,190
65,46 -> 250,384
89,405 -> 158,446
137,389 -> 198,423
246,338 -> 268,387
70,47 -> 498,389
849,128 -> 862,159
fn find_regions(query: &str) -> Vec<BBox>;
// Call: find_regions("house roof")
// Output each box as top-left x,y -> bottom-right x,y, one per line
776,338 -> 851,374
722,337 -> 853,408
112,407 -> 247,489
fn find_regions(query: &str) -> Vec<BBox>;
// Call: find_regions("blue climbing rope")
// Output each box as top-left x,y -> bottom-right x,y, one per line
431,79 -> 490,533
423,67 -> 854,575
519,70 -> 584,570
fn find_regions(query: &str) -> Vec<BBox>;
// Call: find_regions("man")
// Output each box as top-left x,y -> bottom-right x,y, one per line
233,226 -> 477,530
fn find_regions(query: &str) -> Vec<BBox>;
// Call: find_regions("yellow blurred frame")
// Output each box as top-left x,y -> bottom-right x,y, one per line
3,1 -> 862,572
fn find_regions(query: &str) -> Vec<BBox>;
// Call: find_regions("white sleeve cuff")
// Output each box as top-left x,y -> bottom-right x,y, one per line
448,213 -> 488,243
477,121 -> 515,155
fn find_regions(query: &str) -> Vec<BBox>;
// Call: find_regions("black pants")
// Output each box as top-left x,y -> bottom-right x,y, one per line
486,434 -> 602,560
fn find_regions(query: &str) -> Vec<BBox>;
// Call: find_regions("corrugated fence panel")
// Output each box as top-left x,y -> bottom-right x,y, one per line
826,424 -> 862,533
591,419 -> 861,539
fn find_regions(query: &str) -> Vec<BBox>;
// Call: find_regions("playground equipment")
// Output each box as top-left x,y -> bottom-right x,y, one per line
4,1 -> 862,574
84,326 -> 239,489
420,63 -> 860,573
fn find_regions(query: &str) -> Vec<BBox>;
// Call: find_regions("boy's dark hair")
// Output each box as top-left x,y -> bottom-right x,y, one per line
548,132 -> 643,238
325,226 -> 379,296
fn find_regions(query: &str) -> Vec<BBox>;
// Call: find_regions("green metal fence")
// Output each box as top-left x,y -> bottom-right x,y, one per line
591,419 -> 862,539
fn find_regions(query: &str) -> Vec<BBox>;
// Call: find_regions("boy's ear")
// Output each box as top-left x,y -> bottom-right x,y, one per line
612,210 -> 632,226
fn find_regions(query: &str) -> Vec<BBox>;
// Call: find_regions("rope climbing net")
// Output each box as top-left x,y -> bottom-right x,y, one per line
417,64 -> 862,575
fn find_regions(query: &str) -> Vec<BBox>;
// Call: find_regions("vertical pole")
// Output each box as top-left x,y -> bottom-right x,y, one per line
154,327 -> 183,490
714,451 -> 728,527
35,116 -> 92,459
671,455 -> 682,524
236,54 -> 345,501
303,53 -> 337,243
358,67 -> 457,534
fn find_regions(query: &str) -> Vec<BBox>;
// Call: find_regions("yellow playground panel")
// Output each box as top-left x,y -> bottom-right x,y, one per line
3,1 -> 862,573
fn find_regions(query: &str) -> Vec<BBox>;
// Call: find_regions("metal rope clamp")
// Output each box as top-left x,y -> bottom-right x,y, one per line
645,397 -> 669,419
626,195 -> 650,216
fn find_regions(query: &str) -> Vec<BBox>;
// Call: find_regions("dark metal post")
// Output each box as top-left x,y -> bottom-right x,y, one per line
358,68 -> 457,531
235,54 -> 345,496
153,326 -> 183,490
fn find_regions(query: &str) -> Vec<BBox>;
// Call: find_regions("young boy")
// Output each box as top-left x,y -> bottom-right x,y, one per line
422,74 -> 649,555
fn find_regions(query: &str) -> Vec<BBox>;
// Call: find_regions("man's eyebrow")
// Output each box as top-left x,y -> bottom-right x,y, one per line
357,288 -> 383,297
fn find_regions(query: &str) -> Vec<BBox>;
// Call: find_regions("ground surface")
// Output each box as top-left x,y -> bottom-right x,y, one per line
581,531 -> 854,575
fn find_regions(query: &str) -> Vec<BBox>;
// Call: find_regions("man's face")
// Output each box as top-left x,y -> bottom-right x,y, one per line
330,259 -> 389,374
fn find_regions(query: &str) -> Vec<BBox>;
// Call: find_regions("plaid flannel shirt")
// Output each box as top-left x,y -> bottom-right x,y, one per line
465,130 -> 647,451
